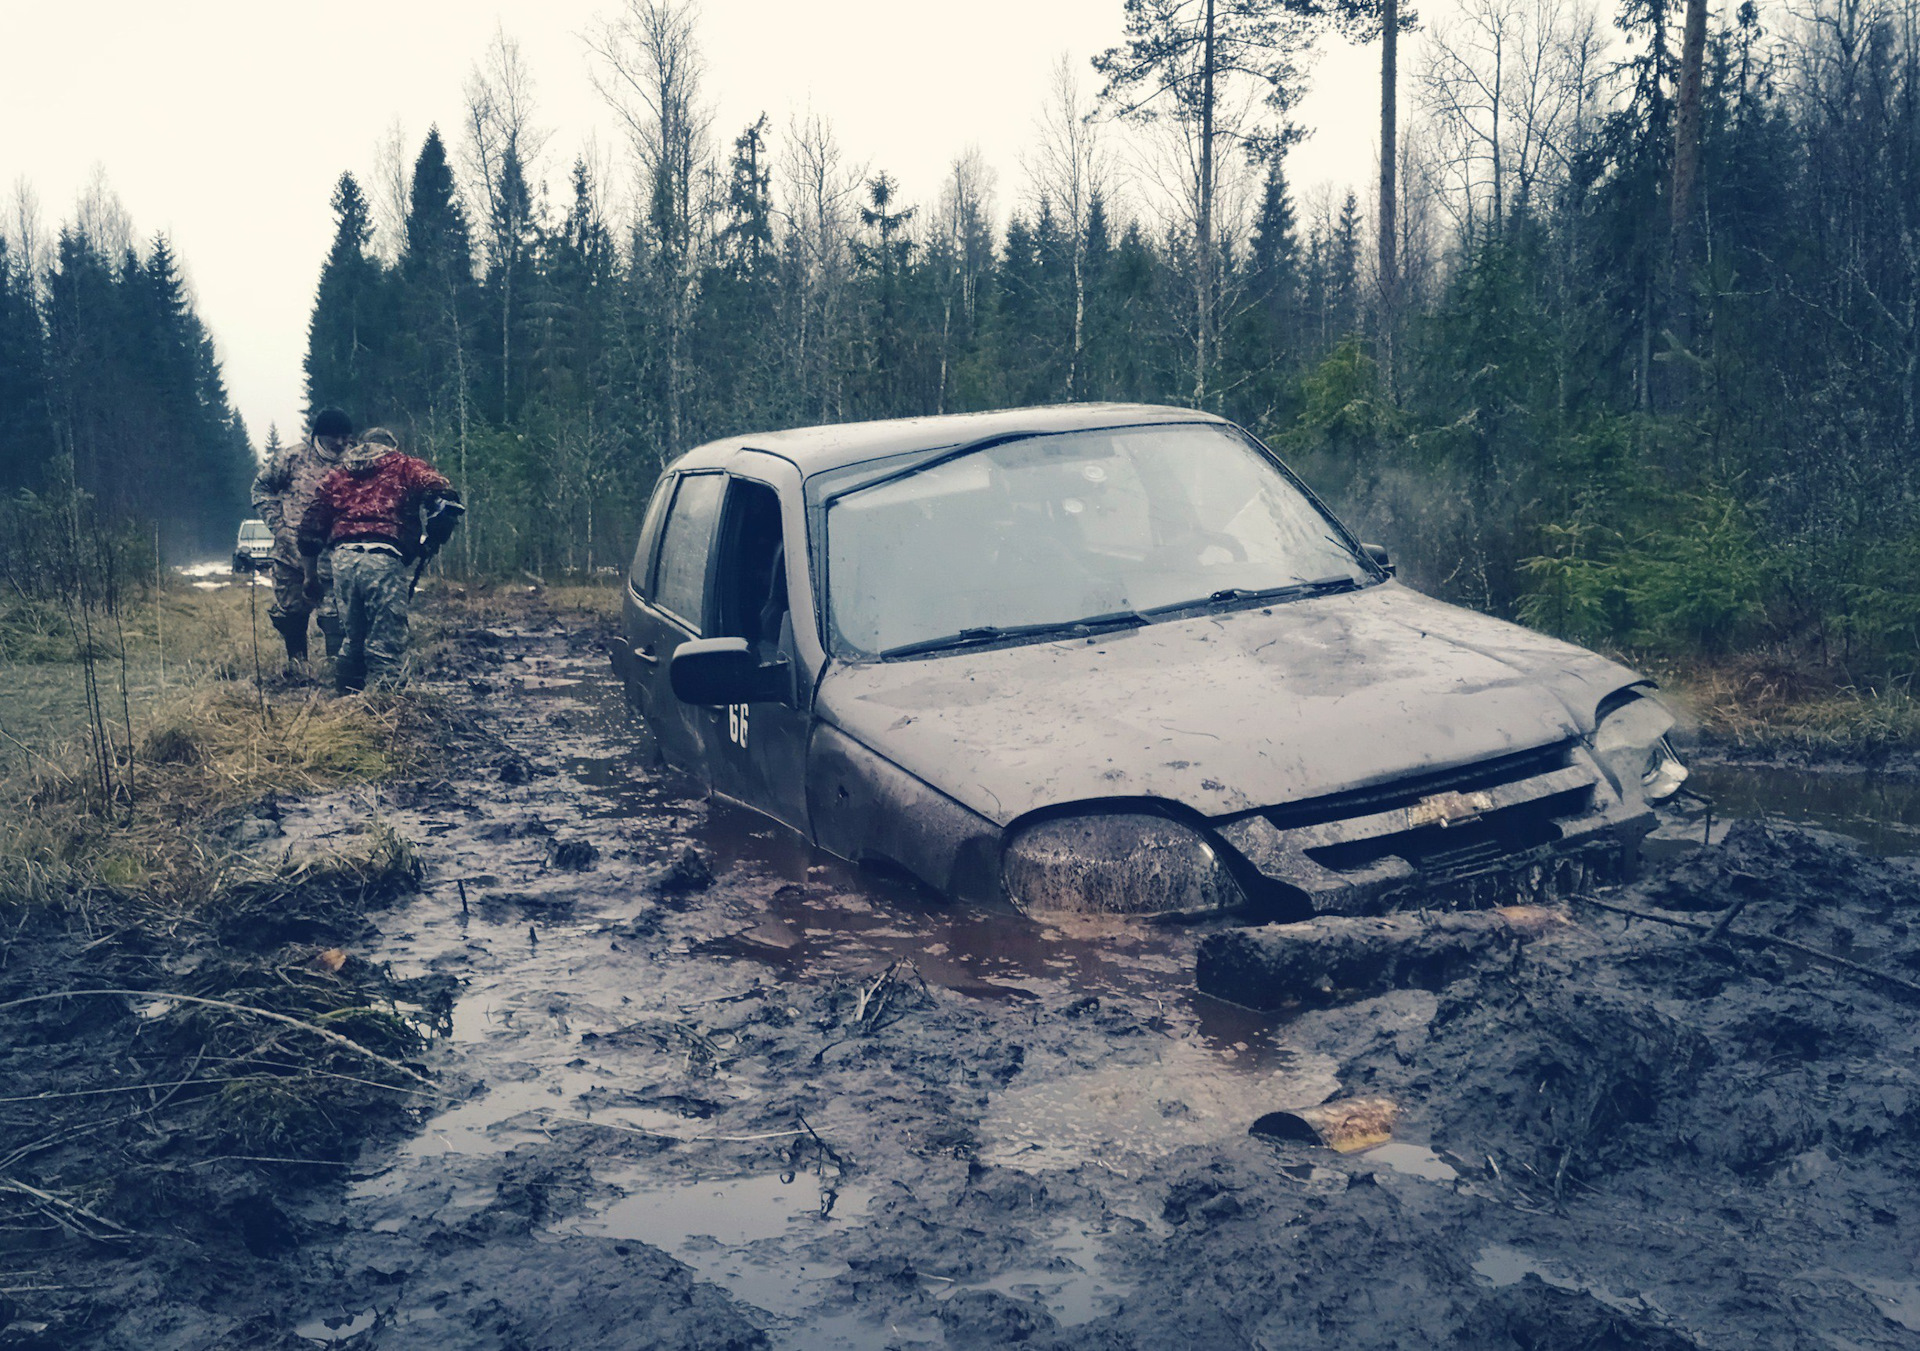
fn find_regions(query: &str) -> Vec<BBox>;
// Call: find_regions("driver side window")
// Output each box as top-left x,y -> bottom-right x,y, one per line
653,473 -> 726,630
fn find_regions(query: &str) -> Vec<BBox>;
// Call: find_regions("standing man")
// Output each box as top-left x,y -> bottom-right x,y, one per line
251,407 -> 352,667
297,428 -> 463,694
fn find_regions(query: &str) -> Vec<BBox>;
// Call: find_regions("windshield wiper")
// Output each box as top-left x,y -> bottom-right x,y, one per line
877,609 -> 1150,660
1147,574 -> 1362,617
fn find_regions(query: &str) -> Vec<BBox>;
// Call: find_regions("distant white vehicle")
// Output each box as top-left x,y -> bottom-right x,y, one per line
232,519 -> 274,574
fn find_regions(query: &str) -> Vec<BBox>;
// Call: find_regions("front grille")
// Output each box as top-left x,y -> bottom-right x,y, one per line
1263,740 -> 1575,833
1305,784 -> 1593,880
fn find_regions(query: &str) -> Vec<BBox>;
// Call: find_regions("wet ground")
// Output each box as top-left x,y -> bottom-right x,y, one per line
11,610 -> 1920,1349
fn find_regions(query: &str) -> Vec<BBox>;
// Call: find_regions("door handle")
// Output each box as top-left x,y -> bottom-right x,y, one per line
633,644 -> 657,666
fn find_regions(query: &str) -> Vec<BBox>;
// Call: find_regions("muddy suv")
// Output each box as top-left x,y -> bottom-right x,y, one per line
232,518 -> 273,574
612,405 -> 1687,918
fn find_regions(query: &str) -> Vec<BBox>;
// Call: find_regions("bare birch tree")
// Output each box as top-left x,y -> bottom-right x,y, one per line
6,179 -> 47,293
369,120 -> 413,264
464,25 -> 550,419
1095,0 -> 1315,404
930,146 -> 998,412
1419,0 -> 1605,243
778,110 -> 862,421
1026,56 -> 1111,398
589,0 -> 713,456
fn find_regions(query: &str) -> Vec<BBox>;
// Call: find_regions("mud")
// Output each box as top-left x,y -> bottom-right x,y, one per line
7,602 -> 1920,1350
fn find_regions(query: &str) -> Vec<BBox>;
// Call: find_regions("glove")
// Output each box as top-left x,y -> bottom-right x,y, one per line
420,497 -> 466,559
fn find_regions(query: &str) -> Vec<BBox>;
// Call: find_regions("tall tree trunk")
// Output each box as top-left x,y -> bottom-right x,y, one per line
1669,0 -> 1709,409
1069,245 -> 1085,400
500,260 -> 512,421
1196,0 -> 1216,405
1378,0 -> 1399,395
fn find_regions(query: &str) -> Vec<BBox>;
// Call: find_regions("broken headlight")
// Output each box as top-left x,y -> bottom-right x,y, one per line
1001,813 -> 1245,916
1592,692 -> 1689,803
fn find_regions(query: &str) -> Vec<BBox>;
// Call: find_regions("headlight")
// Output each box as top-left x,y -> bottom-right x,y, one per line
1592,693 -> 1689,803
1001,813 -> 1245,916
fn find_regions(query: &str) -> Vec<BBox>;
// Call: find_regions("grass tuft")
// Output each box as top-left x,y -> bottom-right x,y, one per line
1655,657 -> 1920,756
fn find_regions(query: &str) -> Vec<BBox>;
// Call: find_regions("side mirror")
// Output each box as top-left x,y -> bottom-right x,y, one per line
1362,543 -> 1396,577
670,637 -> 792,707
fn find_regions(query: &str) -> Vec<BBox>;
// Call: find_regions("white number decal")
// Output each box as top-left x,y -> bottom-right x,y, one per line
728,703 -> 750,747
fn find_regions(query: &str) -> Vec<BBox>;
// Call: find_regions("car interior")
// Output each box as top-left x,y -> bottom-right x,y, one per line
712,479 -> 790,657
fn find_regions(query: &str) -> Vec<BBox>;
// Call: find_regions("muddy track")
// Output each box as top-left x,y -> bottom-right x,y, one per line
9,609 -> 1920,1350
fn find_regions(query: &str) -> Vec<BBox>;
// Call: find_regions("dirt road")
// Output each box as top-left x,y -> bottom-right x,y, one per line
9,603 -> 1920,1349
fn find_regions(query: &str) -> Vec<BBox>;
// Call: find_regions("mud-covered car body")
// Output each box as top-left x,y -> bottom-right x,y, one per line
613,405 -> 1685,916
232,518 -> 273,573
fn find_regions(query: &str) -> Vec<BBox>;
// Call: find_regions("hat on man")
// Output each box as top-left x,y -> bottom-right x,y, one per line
311,408 -> 354,440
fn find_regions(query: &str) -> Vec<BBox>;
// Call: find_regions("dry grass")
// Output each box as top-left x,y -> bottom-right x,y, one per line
1653,656 -> 1920,755
0,581 -> 431,914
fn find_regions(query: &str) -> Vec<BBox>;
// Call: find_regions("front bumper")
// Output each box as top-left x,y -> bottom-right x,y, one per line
1216,740 -> 1650,915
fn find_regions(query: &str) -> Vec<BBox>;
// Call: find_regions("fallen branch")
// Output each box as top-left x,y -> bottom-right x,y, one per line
0,989 -> 440,1088
1571,894 -> 1920,1003
0,1176 -> 135,1243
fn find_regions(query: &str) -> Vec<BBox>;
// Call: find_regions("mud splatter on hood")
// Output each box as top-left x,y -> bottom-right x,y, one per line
816,581 -> 1645,825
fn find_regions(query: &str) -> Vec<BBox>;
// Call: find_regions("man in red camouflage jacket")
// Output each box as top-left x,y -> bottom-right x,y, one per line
297,429 -> 463,693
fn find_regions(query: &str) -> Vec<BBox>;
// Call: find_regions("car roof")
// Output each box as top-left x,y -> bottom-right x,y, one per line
665,403 -> 1231,477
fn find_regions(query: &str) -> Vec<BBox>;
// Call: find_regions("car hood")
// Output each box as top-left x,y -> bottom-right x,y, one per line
814,582 -> 1644,826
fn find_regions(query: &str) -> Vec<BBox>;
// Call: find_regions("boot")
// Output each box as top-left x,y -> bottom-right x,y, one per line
335,652 -> 366,696
272,614 -> 309,664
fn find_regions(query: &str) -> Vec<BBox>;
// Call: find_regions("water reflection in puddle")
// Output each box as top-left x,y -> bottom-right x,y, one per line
981,1046 -> 1340,1172
549,673 -> 1301,1076
931,1219 -> 1130,1327
1472,1244 -> 1657,1317
1651,762 -> 1920,857
293,1309 -> 378,1343
1360,1142 -> 1459,1182
554,1170 -> 871,1318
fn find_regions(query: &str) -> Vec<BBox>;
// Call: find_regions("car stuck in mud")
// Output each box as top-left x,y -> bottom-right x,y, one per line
613,404 -> 1688,918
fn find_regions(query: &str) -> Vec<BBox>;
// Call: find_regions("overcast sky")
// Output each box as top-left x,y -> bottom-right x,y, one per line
2,0 -> 1395,449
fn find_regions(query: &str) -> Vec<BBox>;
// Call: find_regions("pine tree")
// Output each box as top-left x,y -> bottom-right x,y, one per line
856,173 -> 916,412
720,116 -> 774,278
397,127 -> 480,556
0,235 -> 54,492
304,172 -> 386,422
1329,192 -> 1362,340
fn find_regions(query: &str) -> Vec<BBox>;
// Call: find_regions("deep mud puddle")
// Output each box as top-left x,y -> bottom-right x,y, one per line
260,623 -> 1920,1350
1647,759 -> 1920,857
270,630 -> 1343,1349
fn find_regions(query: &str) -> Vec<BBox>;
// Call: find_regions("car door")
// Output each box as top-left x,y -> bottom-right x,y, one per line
702,472 -> 812,833
616,474 -> 676,713
629,471 -> 727,775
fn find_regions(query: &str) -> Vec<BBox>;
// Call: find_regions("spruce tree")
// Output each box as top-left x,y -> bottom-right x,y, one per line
0,236 -> 54,492
305,172 -> 385,423
397,127 -> 480,536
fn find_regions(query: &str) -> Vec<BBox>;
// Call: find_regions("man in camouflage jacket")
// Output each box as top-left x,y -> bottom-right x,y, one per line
251,408 -> 353,665
297,429 -> 462,694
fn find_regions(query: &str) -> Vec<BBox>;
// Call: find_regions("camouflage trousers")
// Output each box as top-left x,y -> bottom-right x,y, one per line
268,552 -> 340,658
330,544 -> 413,692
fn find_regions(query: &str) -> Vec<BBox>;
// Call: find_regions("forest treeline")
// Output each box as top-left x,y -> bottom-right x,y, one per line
5,0 -> 1919,683
0,183 -> 254,560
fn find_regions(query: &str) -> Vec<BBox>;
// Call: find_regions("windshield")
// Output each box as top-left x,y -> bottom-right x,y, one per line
824,424 -> 1371,657
239,521 -> 271,542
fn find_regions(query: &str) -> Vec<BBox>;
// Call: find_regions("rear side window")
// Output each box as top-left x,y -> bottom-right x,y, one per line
629,475 -> 675,595
653,473 -> 726,629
